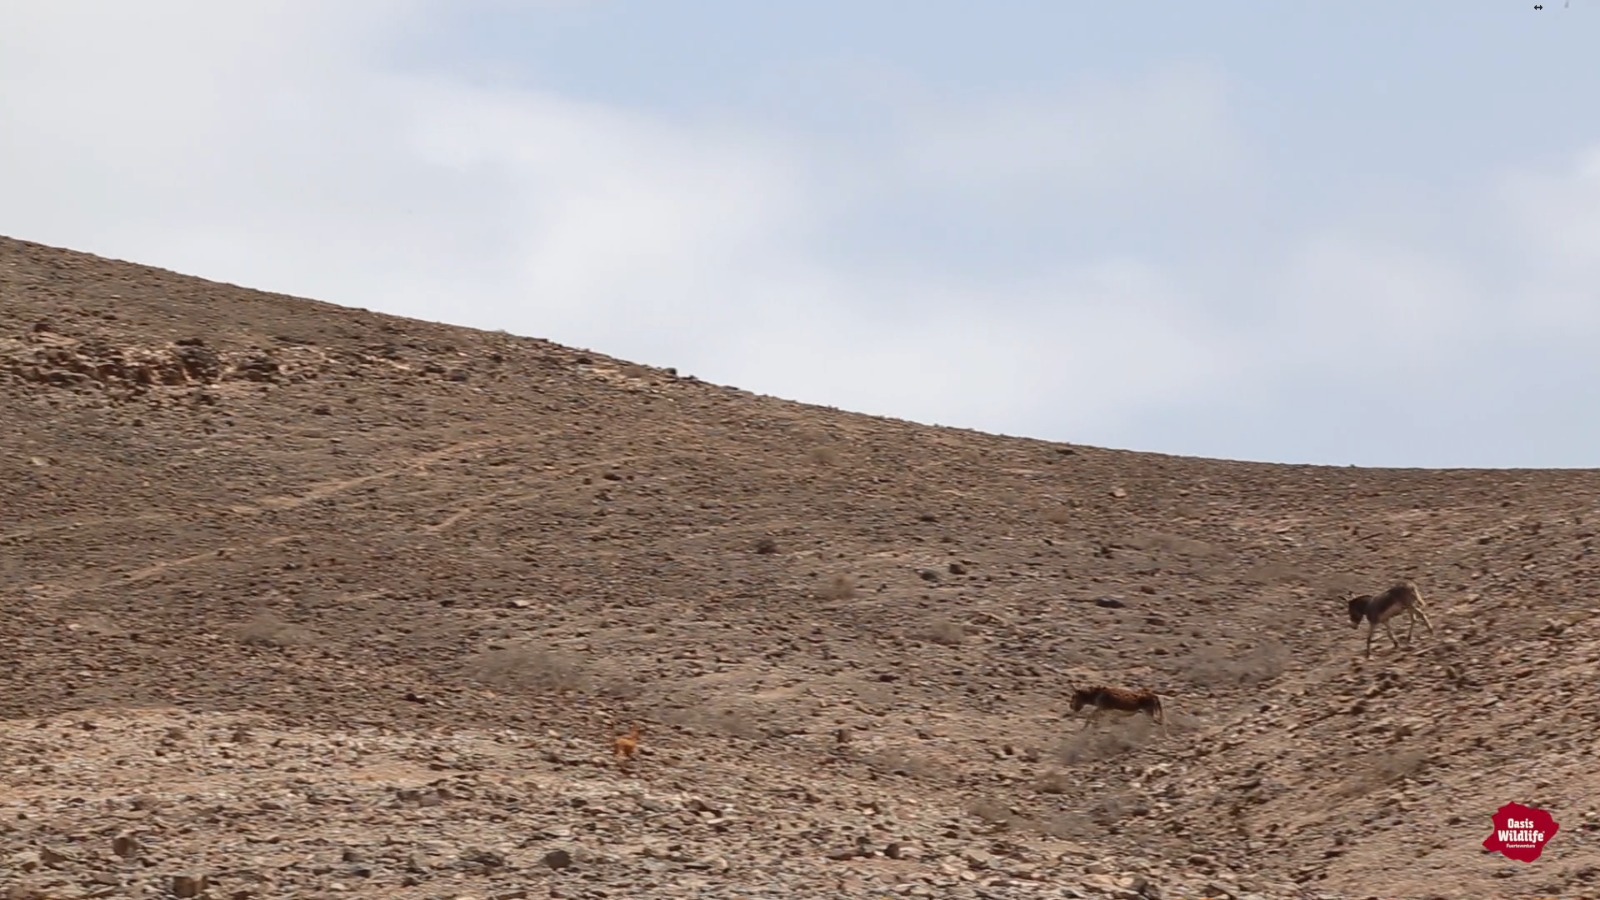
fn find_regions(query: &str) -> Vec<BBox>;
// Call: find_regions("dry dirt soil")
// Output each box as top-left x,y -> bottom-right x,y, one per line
2,234 -> 1599,900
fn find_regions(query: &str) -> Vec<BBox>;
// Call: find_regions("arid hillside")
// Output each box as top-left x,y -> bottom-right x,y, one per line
2,233 -> 1598,900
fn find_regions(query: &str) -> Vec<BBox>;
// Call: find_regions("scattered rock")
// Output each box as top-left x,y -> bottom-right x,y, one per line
170,874 -> 208,898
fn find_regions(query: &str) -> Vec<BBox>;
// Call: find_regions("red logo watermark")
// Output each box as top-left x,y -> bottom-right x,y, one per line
1482,802 -> 1559,863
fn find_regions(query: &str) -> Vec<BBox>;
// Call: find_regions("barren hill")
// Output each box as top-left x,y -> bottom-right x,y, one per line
2,233 -> 1598,900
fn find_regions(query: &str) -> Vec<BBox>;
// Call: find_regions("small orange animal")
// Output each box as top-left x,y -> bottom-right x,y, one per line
612,723 -> 643,765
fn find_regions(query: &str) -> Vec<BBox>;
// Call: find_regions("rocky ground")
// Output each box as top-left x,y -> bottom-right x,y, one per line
2,234 -> 1599,899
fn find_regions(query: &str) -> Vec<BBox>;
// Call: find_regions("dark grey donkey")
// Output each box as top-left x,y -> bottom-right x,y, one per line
1347,581 -> 1436,658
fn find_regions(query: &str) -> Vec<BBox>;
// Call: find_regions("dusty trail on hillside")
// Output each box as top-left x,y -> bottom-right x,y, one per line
2,234 -> 1598,899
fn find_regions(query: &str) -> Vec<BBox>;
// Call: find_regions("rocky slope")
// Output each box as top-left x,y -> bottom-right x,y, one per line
2,234 -> 1597,899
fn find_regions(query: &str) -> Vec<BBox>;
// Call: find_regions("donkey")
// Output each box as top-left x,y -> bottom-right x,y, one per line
1347,580 -> 1435,658
1068,684 -> 1168,734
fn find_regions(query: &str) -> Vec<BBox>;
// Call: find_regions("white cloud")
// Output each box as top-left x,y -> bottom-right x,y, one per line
886,64 -> 1244,203
686,258 -> 1244,435
1271,236 -> 1491,367
1504,147 -> 1600,268
0,1 -> 428,242
3,2 -> 1598,463
1206,144 -> 1600,401
1,2 -> 1250,439
398,82 -> 815,333
1496,147 -> 1600,334
376,72 -> 1247,433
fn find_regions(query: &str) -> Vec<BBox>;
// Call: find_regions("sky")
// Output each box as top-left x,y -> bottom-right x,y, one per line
2,1 -> 1597,469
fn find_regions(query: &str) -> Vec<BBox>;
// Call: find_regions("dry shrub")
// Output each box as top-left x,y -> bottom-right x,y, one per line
808,446 -> 840,466
862,746 -> 942,779
1376,748 -> 1429,780
68,612 -> 126,637
1242,562 -> 1310,586
1338,748 -> 1429,797
966,798 -> 1023,828
1125,531 -> 1219,558
916,617 -> 966,646
1036,810 -> 1100,839
235,611 -> 314,648
999,794 -> 1133,840
1181,640 -> 1289,687
1054,718 -> 1152,765
965,791 -> 1133,840
816,574 -> 856,602
702,708 -> 764,739
1032,770 -> 1073,795
661,705 -> 765,738
1319,572 -> 1370,598
1085,791 -> 1133,828
468,643 -> 592,694
849,680 -> 896,708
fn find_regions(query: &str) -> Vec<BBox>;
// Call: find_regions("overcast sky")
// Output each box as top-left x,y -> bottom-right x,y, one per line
3,2 -> 1597,468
